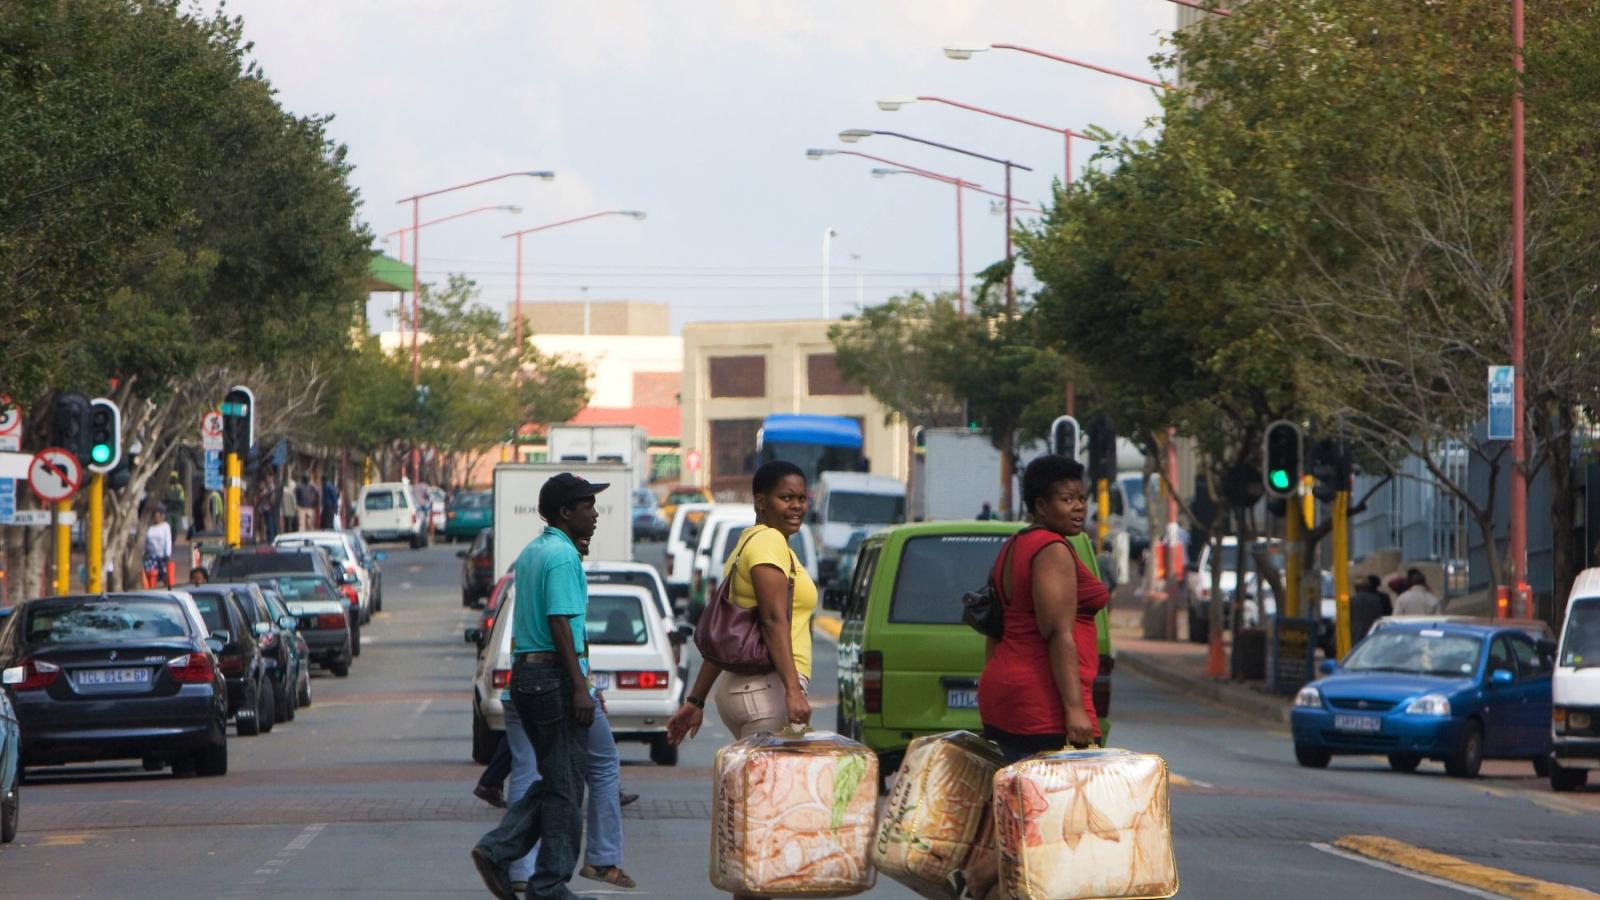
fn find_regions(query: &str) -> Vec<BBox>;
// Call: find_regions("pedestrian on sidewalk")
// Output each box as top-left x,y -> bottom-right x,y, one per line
957,454 -> 1110,900
1394,569 -> 1441,616
1349,574 -> 1391,643
295,475 -> 320,533
321,474 -> 340,530
143,508 -> 175,589
281,476 -> 299,535
472,473 -> 606,900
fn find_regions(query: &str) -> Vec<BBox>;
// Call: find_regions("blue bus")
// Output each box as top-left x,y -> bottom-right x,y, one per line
756,414 -> 867,484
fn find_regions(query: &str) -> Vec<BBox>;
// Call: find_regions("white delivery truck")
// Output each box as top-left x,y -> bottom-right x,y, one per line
911,429 -> 1049,521
493,462 -> 635,574
546,425 -> 651,487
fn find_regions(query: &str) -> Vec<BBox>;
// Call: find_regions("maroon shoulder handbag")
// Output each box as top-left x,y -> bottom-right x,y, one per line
693,527 -> 795,676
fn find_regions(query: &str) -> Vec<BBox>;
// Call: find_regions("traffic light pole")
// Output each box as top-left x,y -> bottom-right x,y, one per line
1284,496 -> 1302,619
1333,488 -> 1352,659
87,474 -> 104,592
54,499 -> 71,595
225,452 -> 242,548
1096,478 -> 1111,551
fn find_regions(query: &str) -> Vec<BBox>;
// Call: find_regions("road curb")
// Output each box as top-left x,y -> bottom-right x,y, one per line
1333,835 -> 1597,899
1116,648 -> 1291,725
814,611 -> 842,641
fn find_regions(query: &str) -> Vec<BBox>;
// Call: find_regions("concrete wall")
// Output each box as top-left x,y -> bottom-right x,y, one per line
511,300 -> 668,337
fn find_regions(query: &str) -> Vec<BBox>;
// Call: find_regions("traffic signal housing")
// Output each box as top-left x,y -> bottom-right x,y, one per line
87,398 -> 122,473
1086,414 -> 1116,481
1050,415 -> 1081,460
1308,438 -> 1350,502
50,391 -> 92,467
221,385 -> 255,457
1262,420 -> 1303,499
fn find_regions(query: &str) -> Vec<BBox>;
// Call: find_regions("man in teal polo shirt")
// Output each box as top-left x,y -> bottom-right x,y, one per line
473,473 -> 603,900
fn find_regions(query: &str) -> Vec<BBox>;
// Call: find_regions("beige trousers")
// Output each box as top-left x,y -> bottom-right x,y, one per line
713,671 -> 810,739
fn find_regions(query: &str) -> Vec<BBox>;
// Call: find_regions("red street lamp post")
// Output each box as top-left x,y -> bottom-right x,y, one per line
395,170 -> 555,480
503,210 -> 647,348
877,96 -> 1098,186
836,129 -> 1032,315
1509,0 -> 1528,616
382,204 -> 521,343
944,43 -> 1171,92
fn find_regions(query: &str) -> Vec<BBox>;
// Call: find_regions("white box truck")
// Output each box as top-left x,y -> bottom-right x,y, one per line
912,429 -> 1048,521
546,425 -> 650,486
493,462 -> 635,573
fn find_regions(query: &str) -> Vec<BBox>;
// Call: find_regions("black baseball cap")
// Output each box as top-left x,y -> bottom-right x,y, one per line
539,472 -> 609,512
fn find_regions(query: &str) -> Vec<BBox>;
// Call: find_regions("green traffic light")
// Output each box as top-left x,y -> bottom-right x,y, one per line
1269,469 -> 1291,491
91,444 -> 112,465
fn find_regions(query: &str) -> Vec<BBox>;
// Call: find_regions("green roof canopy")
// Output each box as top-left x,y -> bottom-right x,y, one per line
366,253 -> 413,292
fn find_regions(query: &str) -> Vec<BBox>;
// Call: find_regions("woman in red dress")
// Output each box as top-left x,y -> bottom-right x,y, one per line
977,454 -> 1109,760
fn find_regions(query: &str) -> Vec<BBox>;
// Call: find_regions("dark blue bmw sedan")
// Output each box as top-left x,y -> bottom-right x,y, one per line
1290,621 -> 1553,778
0,592 -> 230,777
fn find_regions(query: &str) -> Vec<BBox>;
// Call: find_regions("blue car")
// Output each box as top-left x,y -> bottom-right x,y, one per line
1291,621 -> 1553,778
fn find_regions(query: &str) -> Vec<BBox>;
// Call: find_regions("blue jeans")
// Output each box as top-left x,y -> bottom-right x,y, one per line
476,662 -> 588,899
502,697 -> 625,881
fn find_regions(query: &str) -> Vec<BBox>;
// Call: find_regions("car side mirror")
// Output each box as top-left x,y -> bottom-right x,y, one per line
204,637 -> 226,654
253,621 -> 271,637
1318,660 -> 1337,676
210,630 -> 231,645
375,551 -> 387,561
671,623 -> 694,645
278,615 -> 297,630
464,628 -> 482,645
456,550 -> 467,559
1491,668 -> 1514,685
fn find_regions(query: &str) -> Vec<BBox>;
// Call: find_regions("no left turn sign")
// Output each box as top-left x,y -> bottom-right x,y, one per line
29,447 -> 84,503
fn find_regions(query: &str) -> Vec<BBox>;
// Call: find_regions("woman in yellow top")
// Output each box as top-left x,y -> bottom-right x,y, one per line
666,460 -> 818,742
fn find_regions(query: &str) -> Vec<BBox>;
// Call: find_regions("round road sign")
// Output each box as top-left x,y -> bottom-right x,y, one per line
29,447 -> 84,503
202,411 -> 223,438
685,448 -> 702,473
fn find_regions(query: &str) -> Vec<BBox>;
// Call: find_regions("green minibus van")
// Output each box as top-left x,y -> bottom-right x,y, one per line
834,521 -> 1114,774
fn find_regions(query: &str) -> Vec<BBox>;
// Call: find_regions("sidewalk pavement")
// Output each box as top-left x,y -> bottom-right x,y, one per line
1110,606 -> 1294,726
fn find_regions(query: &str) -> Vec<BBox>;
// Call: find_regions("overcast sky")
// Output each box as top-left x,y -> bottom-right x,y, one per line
223,1 -> 1174,333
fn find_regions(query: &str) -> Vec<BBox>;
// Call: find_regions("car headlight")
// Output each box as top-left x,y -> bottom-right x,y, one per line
1293,686 -> 1322,708
1405,693 -> 1451,716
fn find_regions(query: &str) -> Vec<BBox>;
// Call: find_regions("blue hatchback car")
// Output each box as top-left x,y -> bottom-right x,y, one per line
1291,621 -> 1553,778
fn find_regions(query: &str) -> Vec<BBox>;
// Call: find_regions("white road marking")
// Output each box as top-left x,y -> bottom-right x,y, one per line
408,698 -> 433,723
228,824 -> 327,895
1308,842 -> 1505,898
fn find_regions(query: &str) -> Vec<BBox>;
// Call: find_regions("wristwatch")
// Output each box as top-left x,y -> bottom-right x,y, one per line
686,695 -> 705,709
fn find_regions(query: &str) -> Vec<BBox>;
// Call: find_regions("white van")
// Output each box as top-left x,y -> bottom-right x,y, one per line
355,481 -> 426,548
809,472 -> 905,569
664,502 -> 719,605
1551,568 -> 1600,791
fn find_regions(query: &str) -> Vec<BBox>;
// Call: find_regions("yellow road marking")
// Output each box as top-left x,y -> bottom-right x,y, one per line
1334,835 -> 1597,899
814,615 -> 842,640
35,833 -> 91,847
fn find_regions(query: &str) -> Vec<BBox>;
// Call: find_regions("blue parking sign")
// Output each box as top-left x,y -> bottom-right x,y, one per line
204,449 -> 223,491
1488,366 -> 1514,441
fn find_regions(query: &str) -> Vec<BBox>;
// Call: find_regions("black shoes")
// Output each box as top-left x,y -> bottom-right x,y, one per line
470,846 -> 517,900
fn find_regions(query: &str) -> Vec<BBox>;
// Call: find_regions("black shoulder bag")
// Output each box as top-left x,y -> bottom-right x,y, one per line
961,528 -> 1037,638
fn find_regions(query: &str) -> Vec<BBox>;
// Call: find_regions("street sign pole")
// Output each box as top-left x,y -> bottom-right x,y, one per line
87,473 -> 105,592
1096,478 -> 1111,552
1285,493 -> 1302,620
226,452 -> 242,548
54,499 -> 71,595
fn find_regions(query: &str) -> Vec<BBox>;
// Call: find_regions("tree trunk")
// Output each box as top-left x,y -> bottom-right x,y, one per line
999,435 -> 1015,520
1231,510 -> 1253,680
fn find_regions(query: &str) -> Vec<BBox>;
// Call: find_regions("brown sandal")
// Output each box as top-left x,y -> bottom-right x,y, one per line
580,864 -> 637,889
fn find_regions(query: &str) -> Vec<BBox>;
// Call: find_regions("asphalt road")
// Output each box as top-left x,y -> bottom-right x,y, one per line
2,540 -> 1595,898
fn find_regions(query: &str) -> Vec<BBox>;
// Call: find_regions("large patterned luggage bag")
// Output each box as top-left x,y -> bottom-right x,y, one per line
873,731 -> 1007,898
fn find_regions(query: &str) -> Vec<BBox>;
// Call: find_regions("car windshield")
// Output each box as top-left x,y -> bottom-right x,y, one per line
281,540 -> 348,562
890,533 -> 1010,625
364,491 -> 395,511
257,576 -> 339,605
719,526 -> 745,562
186,593 -> 230,635
261,591 -> 291,620
214,552 -> 316,577
1560,599 -> 1600,668
1344,630 -> 1482,677
26,599 -> 192,644
1121,477 -> 1148,517
455,492 -> 490,510
586,569 -> 666,611
828,491 -> 905,525
679,510 -> 709,544
586,594 -> 648,645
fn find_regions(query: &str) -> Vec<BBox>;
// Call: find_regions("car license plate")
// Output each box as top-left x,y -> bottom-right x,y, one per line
946,689 -> 978,710
76,667 -> 150,686
591,672 -> 611,691
1334,713 -> 1381,733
